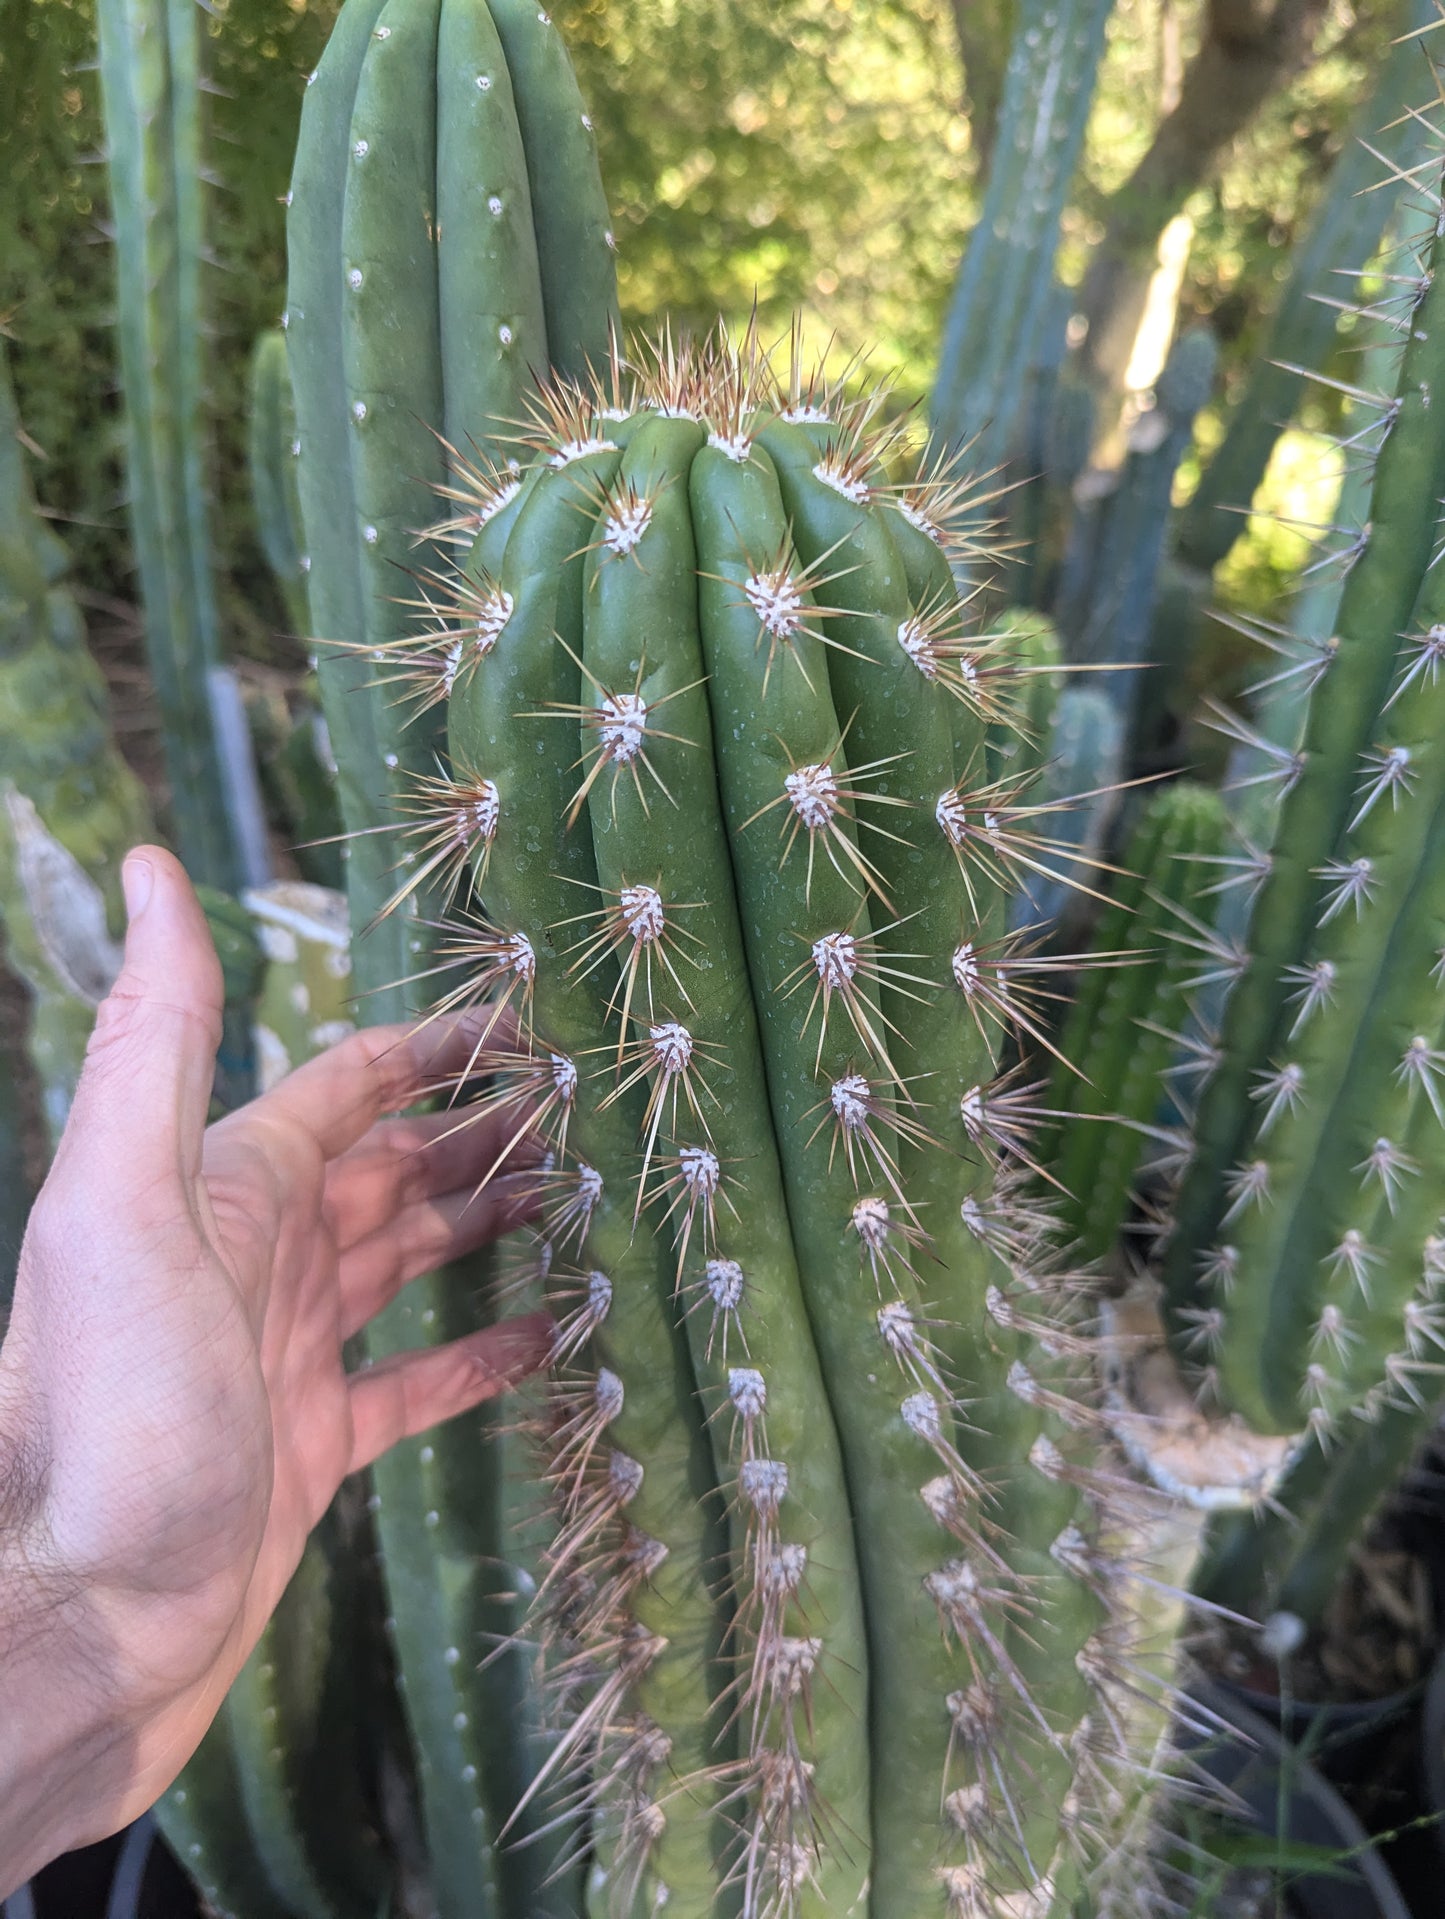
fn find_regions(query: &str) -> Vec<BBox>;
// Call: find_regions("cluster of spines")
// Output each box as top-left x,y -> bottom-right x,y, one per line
357,325 -> 1174,1915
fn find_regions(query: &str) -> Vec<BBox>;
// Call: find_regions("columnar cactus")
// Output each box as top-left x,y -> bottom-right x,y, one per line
1155,195 -> 1445,1445
95,0 -> 242,889
351,323 -> 1157,1919
248,329 -> 312,642
932,0 -> 1114,475
286,0 -> 617,1908
1048,782 -> 1230,1264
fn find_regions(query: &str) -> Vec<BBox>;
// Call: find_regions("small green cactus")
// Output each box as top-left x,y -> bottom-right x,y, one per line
1048,781 -> 1230,1264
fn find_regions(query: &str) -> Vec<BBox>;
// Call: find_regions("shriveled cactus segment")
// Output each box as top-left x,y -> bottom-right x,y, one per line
419,336 -> 1138,1916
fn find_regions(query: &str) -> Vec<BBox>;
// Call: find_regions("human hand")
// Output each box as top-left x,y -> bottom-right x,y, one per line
0,847 -> 548,1892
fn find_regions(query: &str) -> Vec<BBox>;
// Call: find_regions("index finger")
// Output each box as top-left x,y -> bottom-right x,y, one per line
255,1004 -> 516,1162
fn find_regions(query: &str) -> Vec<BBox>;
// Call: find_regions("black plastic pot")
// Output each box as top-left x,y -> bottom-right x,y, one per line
1214,1671 -> 1426,1798
1190,1679 -> 1412,1919
1,1817 -> 200,1919
1420,1641 -> 1445,1869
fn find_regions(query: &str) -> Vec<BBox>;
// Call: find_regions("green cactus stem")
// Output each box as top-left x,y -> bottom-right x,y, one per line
1176,0 -> 1438,578
984,607 -> 1064,789
1049,782 -> 1230,1264
286,1 -> 618,1907
94,0 -> 244,890
1054,328 -> 1218,748
367,328 -> 1143,1918
931,0 -> 1114,476
1163,201 -> 1445,1343
1011,684 -> 1124,936
248,329 -> 312,640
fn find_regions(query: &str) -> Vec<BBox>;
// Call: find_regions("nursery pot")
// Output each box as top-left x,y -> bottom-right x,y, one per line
1188,1680 -> 1412,1919
1419,1640 -> 1445,1870
1213,1670 -> 1426,1798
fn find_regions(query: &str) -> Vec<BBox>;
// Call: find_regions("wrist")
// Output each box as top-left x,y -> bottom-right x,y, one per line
0,1536 -> 130,1895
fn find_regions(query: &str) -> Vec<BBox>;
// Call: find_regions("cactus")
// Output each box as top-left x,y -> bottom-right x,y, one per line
248,329 -> 312,641
1053,329 -> 1219,745
984,605 -> 1064,788
0,337 -> 153,1149
285,0 -> 618,1909
1149,196 -> 1445,1450
244,328 -> 345,887
1011,684 -> 1125,937
95,0 -> 250,891
932,0 -> 1114,476
1048,782 -> 1230,1264
1175,0 -> 1438,578
309,314 -> 1169,1919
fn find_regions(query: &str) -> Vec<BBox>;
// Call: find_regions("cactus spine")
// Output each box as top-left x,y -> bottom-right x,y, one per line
286,0 -> 617,1909
95,0 -> 244,890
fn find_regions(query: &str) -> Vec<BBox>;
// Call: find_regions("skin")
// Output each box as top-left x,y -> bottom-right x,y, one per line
0,846 -> 551,1898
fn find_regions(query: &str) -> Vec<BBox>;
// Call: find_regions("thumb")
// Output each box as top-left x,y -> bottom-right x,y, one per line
53,847 -> 225,1192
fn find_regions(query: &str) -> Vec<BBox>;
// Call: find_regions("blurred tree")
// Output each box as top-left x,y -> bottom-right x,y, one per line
948,0 -> 1016,164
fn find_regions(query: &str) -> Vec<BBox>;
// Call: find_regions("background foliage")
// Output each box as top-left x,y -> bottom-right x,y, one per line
0,0 -> 1397,647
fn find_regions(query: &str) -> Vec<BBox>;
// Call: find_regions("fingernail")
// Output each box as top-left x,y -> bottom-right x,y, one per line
122,854 -> 154,923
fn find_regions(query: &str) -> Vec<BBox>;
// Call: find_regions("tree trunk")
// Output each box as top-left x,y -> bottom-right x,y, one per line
949,0 -> 1017,169
1079,0 -> 1332,394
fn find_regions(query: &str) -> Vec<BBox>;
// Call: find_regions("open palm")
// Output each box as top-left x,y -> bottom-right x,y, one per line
0,848 -> 548,1888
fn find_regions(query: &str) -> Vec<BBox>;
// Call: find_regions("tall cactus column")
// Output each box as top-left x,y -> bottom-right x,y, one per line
1159,202 -> 1445,1438
286,0 -> 616,1910
393,332 -> 1151,1918
95,0 -> 242,890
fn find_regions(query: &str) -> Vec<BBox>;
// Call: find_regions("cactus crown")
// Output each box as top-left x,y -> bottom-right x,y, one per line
349,324 -> 1167,1919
